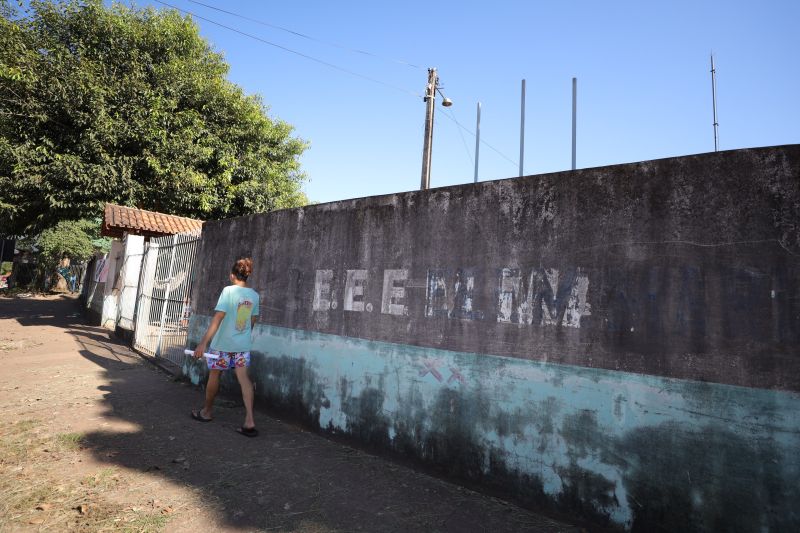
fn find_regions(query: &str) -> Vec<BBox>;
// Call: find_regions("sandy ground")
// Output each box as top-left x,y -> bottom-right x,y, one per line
0,294 -> 583,533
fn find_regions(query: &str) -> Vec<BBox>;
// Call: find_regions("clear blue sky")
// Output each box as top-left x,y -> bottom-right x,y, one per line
133,0 -> 798,204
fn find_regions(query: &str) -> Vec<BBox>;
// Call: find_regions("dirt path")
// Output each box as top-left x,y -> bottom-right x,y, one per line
0,294 -> 582,532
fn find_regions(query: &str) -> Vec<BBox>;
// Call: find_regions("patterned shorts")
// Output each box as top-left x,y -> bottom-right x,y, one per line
207,350 -> 250,371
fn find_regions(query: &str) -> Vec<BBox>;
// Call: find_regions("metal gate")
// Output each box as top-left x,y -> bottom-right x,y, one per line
133,232 -> 201,366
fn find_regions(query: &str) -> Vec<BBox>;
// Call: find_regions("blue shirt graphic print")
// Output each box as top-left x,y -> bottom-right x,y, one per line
210,285 -> 260,353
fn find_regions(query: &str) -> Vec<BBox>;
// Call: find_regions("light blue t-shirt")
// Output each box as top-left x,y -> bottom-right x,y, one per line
210,285 -> 260,353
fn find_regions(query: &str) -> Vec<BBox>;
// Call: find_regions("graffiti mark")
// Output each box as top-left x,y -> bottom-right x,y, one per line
381,269 -> 409,316
448,367 -> 466,385
418,358 -> 443,382
312,270 -> 334,311
343,269 -> 368,312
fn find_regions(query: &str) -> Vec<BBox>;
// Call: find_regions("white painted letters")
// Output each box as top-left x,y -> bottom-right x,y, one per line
562,270 -> 591,327
425,270 -> 448,317
498,268 -> 521,323
540,268 -> 562,326
313,266 -> 591,327
497,267 -> 591,328
343,269 -> 368,312
312,270 -> 334,311
381,269 -> 409,316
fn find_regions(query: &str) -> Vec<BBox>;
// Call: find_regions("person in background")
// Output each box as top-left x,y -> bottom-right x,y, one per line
191,258 -> 260,437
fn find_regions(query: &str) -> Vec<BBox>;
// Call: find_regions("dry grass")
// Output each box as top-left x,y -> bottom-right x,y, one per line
55,432 -> 85,451
0,419 -> 172,532
80,468 -> 121,490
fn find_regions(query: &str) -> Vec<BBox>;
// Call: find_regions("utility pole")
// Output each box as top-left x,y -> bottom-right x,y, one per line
474,102 -> 481,183
420,68 -> 438,190
519,79 -> 526,177
711,53 -> 719,152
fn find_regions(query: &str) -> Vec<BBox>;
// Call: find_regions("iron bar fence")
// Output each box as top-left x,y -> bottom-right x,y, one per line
133,232 -> 200,367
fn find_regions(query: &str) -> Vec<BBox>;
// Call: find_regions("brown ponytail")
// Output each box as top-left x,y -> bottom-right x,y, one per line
232,258 -> 253,281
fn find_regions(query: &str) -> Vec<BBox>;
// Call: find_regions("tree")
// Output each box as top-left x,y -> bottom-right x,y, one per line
12,218 -> 109,289
0,0 -> 308,237
37,218 -> 107,265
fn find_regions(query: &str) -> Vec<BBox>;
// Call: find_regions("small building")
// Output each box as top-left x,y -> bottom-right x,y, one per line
82,204 -> 202,338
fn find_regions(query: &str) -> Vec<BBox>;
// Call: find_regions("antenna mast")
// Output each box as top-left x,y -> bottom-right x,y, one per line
571,77 -> 577,170
519,79 -> 526,177
474,102 -> 481,183
711,53 -> 719,152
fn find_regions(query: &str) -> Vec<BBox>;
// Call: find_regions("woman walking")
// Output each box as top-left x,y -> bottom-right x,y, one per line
191,258 -> 260,437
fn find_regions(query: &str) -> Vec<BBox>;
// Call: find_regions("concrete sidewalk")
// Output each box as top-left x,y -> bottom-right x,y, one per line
0,294 -> 583,532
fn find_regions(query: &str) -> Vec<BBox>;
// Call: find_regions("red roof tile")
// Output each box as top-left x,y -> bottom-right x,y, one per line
102,204 -> 203,238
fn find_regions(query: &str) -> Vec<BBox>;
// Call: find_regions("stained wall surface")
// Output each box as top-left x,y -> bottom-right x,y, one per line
186,145 -> 800,531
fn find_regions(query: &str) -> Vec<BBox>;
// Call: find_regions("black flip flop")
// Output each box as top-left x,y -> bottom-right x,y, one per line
236,426 -> 258,437
191,409 -> 213,422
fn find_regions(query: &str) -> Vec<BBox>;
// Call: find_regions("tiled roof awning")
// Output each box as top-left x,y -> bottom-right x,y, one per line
102,204 -> 203,239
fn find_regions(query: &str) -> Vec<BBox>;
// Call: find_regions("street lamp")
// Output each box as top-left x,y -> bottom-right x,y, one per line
420,67 -> 452,190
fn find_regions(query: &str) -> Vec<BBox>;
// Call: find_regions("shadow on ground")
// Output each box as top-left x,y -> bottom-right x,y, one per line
2,296 -> 581,532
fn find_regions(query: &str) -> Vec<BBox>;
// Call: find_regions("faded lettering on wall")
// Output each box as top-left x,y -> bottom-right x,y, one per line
497,267 -> 591,328
312,269 -> 334,311
314,266 -> 591,328
343,269 -> 368,312
381,269 -> 409,316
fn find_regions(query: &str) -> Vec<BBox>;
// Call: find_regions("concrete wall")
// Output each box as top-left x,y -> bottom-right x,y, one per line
82,235 -> 144,333
116,235 -> 144,332
82,253 -> 108,324
99,240 -> 125,329
186,145 -> 800,531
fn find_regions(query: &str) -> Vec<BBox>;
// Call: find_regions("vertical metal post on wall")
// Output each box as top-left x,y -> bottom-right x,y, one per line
711,53 -> 719,152
474,102 -> 481,183
571,77 -> 577,170
519,79 -> 526,177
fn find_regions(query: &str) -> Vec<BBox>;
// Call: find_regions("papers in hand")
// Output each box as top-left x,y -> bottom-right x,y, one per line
183,349 -> 219,359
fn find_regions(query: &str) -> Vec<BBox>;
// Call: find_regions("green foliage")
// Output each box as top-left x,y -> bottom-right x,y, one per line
0,0 -> 308,236
22,218 -> 107,289
1,261 -> 11,276
36,219 -> 101,266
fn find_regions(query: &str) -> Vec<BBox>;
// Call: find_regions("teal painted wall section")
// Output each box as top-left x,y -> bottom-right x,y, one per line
186,314 -> 800,531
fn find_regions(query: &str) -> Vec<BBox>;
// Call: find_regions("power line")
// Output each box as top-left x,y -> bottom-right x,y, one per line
443,106 -> 474,168
439,108 -> 519,168
155,1 -> 518,173
188,0 -> 423,70
153,0 -> 421,98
